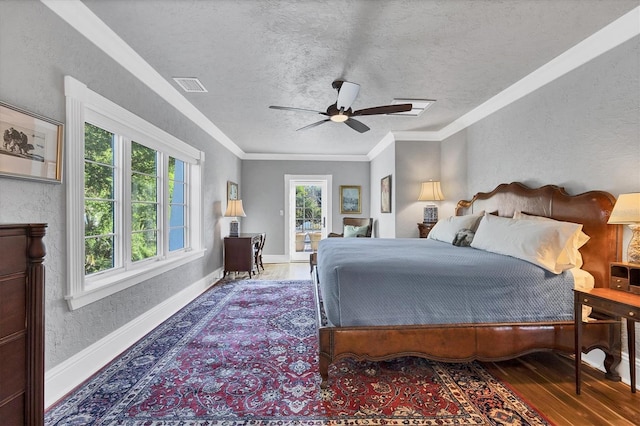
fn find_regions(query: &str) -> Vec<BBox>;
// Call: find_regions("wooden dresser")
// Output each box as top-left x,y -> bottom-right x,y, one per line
0,224 -> 46,426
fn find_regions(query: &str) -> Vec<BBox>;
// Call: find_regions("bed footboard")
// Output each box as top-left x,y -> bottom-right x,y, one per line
317,320 -> 621,388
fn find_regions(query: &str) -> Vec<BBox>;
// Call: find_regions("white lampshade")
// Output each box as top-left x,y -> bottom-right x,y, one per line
224,199 -> 246,237
608,193 -> 640,264
418,181 -> 444,224
608,193 -> 640,224
224,199 -> 246,218
417,181 -> 444,201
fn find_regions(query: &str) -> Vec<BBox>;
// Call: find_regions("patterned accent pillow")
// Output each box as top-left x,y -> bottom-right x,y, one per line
343,224 -> 369,237
452,228 -> 475,247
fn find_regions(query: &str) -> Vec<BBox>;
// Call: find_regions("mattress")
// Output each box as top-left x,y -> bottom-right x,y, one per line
317,237 -> 590,327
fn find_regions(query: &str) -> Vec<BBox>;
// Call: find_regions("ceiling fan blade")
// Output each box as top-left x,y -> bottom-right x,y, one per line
297,119 -> 331,131
269,105 -> 327,115
352,103 -> 413,116
336,81 -> 360,110
344,118 -> 370,133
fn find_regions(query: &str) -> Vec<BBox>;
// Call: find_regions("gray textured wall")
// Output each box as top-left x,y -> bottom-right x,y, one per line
465,36 -> 640,196
370,142 -> 396,238
394,141 -> 441,238
0,1 -> 240,369
241,160 -> 370,254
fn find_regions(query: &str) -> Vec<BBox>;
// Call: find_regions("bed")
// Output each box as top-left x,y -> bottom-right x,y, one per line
313,182 -> 623,388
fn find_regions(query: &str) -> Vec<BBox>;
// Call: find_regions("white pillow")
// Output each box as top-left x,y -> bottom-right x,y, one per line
427,211 -> 484,244
513,211 -> 589,269
471,213 -> 584,274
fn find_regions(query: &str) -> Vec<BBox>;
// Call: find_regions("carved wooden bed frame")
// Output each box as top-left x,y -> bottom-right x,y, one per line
314,182 -> 623,388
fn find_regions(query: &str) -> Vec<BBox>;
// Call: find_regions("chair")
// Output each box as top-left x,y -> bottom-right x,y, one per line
254,233 -> 266,272
328,217 -> 373,238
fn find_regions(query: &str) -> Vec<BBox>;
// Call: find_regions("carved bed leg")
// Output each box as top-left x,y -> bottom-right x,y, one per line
319,354 -> 330,389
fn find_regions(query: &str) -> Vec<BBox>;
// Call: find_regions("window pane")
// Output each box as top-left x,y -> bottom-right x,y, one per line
131,141 -> 157,175
169,227 -> 185,252
85,235 -> 114,275
169,181 -> 185,205
169,157 -> 185,182
85,162 -> 114,199
132,202 -> 157,231
85,123 -> 114,163
131,173 -> 157,202
169,203 -> 185,228
131,230 -> 157,261
84,200 -> 114,237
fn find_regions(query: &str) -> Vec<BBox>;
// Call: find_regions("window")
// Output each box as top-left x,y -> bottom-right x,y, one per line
65,76 -> 204,310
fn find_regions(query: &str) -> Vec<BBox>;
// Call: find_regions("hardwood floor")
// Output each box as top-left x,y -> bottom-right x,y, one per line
229,262 -> 640,425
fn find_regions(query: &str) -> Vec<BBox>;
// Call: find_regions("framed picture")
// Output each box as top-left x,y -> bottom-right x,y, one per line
380,174 -> 392,213
227,181 -> 238,201
339,185 -> 361,214
0,102 -> 63,183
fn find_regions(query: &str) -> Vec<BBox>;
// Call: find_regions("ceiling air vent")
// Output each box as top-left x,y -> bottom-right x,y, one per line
389,98 -> 436,116
173,77 -> 208,93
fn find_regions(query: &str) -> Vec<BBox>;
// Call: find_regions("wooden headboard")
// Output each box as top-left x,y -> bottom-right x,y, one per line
455,182 -> 622,288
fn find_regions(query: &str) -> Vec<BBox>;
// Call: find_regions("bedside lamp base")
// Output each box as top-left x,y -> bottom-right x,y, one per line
627,224 -> 640,264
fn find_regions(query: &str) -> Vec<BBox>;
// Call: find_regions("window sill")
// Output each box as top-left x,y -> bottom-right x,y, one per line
65,248 -> 206,310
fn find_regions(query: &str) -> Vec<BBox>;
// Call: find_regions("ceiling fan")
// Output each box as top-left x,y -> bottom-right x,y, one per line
269,80 -> 412,133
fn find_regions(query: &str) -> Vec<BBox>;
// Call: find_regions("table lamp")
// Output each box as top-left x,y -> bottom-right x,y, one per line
224,199 -> 246,237
418,181 -> 444,223
607,192 -> 640,264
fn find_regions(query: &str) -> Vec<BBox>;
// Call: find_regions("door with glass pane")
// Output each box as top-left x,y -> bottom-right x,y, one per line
288,177 -> 330,262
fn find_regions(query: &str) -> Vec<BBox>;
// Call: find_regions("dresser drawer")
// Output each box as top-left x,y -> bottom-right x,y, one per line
0,235 -> 27,276
0,334 -> 27,402
610,277 -> 629,291
580,295 -> 640,319
0,277 -> 27,339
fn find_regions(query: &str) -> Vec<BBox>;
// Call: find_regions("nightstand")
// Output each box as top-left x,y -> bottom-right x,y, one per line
417,222 -> 436,238
574,287 -> 640,394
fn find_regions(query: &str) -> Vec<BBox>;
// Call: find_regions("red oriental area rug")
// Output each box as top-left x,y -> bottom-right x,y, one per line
45,280 -> 553,425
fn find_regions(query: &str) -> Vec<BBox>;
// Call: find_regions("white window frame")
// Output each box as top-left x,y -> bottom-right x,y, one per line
65,76 -> 205,310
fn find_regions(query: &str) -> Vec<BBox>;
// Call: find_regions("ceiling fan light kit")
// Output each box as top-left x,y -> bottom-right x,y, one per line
269,80 -> 413,133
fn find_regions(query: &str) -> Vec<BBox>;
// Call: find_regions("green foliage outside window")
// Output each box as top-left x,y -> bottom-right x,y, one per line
84,123 -> 116,275
131,142 -> 158,262
295,185 -> 322,231
84,125 -> 163,274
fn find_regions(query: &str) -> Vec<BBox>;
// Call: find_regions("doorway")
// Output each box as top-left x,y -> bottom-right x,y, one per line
285,175 -> 332,262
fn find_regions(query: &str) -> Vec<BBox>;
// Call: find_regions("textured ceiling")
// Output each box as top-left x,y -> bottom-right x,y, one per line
82,0 -> 638,157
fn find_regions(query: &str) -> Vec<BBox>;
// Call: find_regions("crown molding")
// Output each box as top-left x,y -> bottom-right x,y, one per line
242,152 -> 370,162
436,6 -> 640,142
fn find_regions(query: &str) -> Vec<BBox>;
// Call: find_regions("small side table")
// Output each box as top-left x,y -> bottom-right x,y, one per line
574,288 -> 640,394
417,222 -> 436,238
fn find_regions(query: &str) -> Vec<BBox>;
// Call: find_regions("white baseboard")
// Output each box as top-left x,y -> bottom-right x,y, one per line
583,348 -> 639,390
44,268 -> 222,408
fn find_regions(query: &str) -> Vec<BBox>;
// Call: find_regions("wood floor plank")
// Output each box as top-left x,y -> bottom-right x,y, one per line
249,263 -> 640,425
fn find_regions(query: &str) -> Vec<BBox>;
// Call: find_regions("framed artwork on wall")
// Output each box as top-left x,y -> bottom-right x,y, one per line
0,102 -> 63,183
227,181 -> 238,201
381,174 -> 392,213
339,185 -> 361,214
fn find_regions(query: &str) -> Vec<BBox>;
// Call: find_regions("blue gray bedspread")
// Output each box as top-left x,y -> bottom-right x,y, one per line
317,238 -> 575,327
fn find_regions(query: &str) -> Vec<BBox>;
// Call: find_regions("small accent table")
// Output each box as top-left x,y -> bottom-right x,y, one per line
574,287 -> 640,394
417,222 -> 436,238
